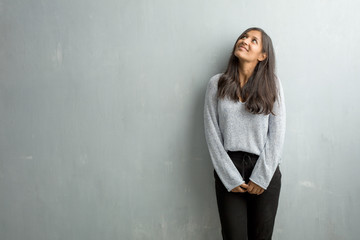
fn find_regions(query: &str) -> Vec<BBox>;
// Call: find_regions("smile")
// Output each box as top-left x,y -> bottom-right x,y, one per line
239,46 -> 248,51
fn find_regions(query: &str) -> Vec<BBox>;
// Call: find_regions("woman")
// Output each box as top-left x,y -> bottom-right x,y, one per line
203,27 -> 286,240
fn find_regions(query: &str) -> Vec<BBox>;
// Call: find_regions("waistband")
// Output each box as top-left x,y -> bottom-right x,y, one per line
227,150 -> 259,160
227,151 -> 259,179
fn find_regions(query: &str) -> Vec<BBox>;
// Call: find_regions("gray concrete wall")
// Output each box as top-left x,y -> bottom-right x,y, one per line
1,0 -> 359,239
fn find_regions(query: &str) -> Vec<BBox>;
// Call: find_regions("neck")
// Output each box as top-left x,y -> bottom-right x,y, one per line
238,60 -> 257,87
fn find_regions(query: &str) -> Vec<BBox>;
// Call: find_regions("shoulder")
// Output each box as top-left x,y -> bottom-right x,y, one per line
207,73 -> 223,89
274,76 -> 285,106
275,76 -> 284,88
210,73 -> 223,82
274,76 -> 284,94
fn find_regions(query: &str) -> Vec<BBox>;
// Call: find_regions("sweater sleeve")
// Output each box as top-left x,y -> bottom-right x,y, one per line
203,74 -> 245,192
249,77 -> 286,190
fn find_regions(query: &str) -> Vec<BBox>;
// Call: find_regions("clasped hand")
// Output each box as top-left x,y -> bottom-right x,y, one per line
231,180 -> 264,195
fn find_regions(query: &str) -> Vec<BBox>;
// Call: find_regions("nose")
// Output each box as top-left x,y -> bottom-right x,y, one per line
242,38 -> 250,45
238,40 -> 248,48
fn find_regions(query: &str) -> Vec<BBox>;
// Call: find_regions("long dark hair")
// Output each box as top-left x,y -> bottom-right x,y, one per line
217,27 -> 279,115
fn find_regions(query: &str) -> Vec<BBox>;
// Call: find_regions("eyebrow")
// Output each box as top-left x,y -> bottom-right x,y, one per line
245,33 -> 260,41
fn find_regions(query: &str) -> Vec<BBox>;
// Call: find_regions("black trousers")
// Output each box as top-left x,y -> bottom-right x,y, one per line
214,150 -> 282,240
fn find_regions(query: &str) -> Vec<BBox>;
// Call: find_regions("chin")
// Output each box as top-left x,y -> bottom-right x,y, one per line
234,53 -> 245,61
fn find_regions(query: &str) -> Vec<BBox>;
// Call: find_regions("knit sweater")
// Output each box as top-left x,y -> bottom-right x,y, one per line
203,73 -> 286,192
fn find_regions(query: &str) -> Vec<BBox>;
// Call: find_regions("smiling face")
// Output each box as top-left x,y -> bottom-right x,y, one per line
234,30 -> 267,63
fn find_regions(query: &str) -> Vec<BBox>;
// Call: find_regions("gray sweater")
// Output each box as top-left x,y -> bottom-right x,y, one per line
203,73 -> 286,192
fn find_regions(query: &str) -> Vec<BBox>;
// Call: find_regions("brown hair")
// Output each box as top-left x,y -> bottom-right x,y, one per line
217,27 -> 279,115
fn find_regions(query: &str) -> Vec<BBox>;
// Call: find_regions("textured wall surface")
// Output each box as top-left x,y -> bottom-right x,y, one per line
1,0 -> 359,239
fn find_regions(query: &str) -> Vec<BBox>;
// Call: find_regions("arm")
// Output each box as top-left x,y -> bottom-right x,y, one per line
249,77 -> 286,190
203,74 -> 245,192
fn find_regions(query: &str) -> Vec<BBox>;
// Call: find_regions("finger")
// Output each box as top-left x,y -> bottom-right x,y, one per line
232,187 -> 243,193
250,181 -> 261,190
251,187 -> 260,195
241,183 -> 249,189
247,188 -> 255,194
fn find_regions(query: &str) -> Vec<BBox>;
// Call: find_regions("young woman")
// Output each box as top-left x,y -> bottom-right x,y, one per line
203,27 -> 286,240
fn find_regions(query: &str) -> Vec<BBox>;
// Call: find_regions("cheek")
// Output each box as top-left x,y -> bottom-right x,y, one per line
251,46 -> 262,55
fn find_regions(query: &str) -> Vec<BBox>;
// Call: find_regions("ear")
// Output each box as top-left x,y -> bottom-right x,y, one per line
258,52 -> 267,62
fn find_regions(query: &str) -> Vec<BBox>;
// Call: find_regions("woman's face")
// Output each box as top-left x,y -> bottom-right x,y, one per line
234,30 -> 267,63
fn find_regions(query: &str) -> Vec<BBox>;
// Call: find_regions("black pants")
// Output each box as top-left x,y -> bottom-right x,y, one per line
214,150 -> 282,240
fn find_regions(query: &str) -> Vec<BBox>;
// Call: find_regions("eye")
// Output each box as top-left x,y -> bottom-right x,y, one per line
252,39 -> 257,43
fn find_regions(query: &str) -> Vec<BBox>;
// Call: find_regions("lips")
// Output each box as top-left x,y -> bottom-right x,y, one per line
239,45 -> 248,51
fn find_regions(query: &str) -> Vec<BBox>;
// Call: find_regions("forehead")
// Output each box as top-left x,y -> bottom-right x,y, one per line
243,30 -> 262,41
